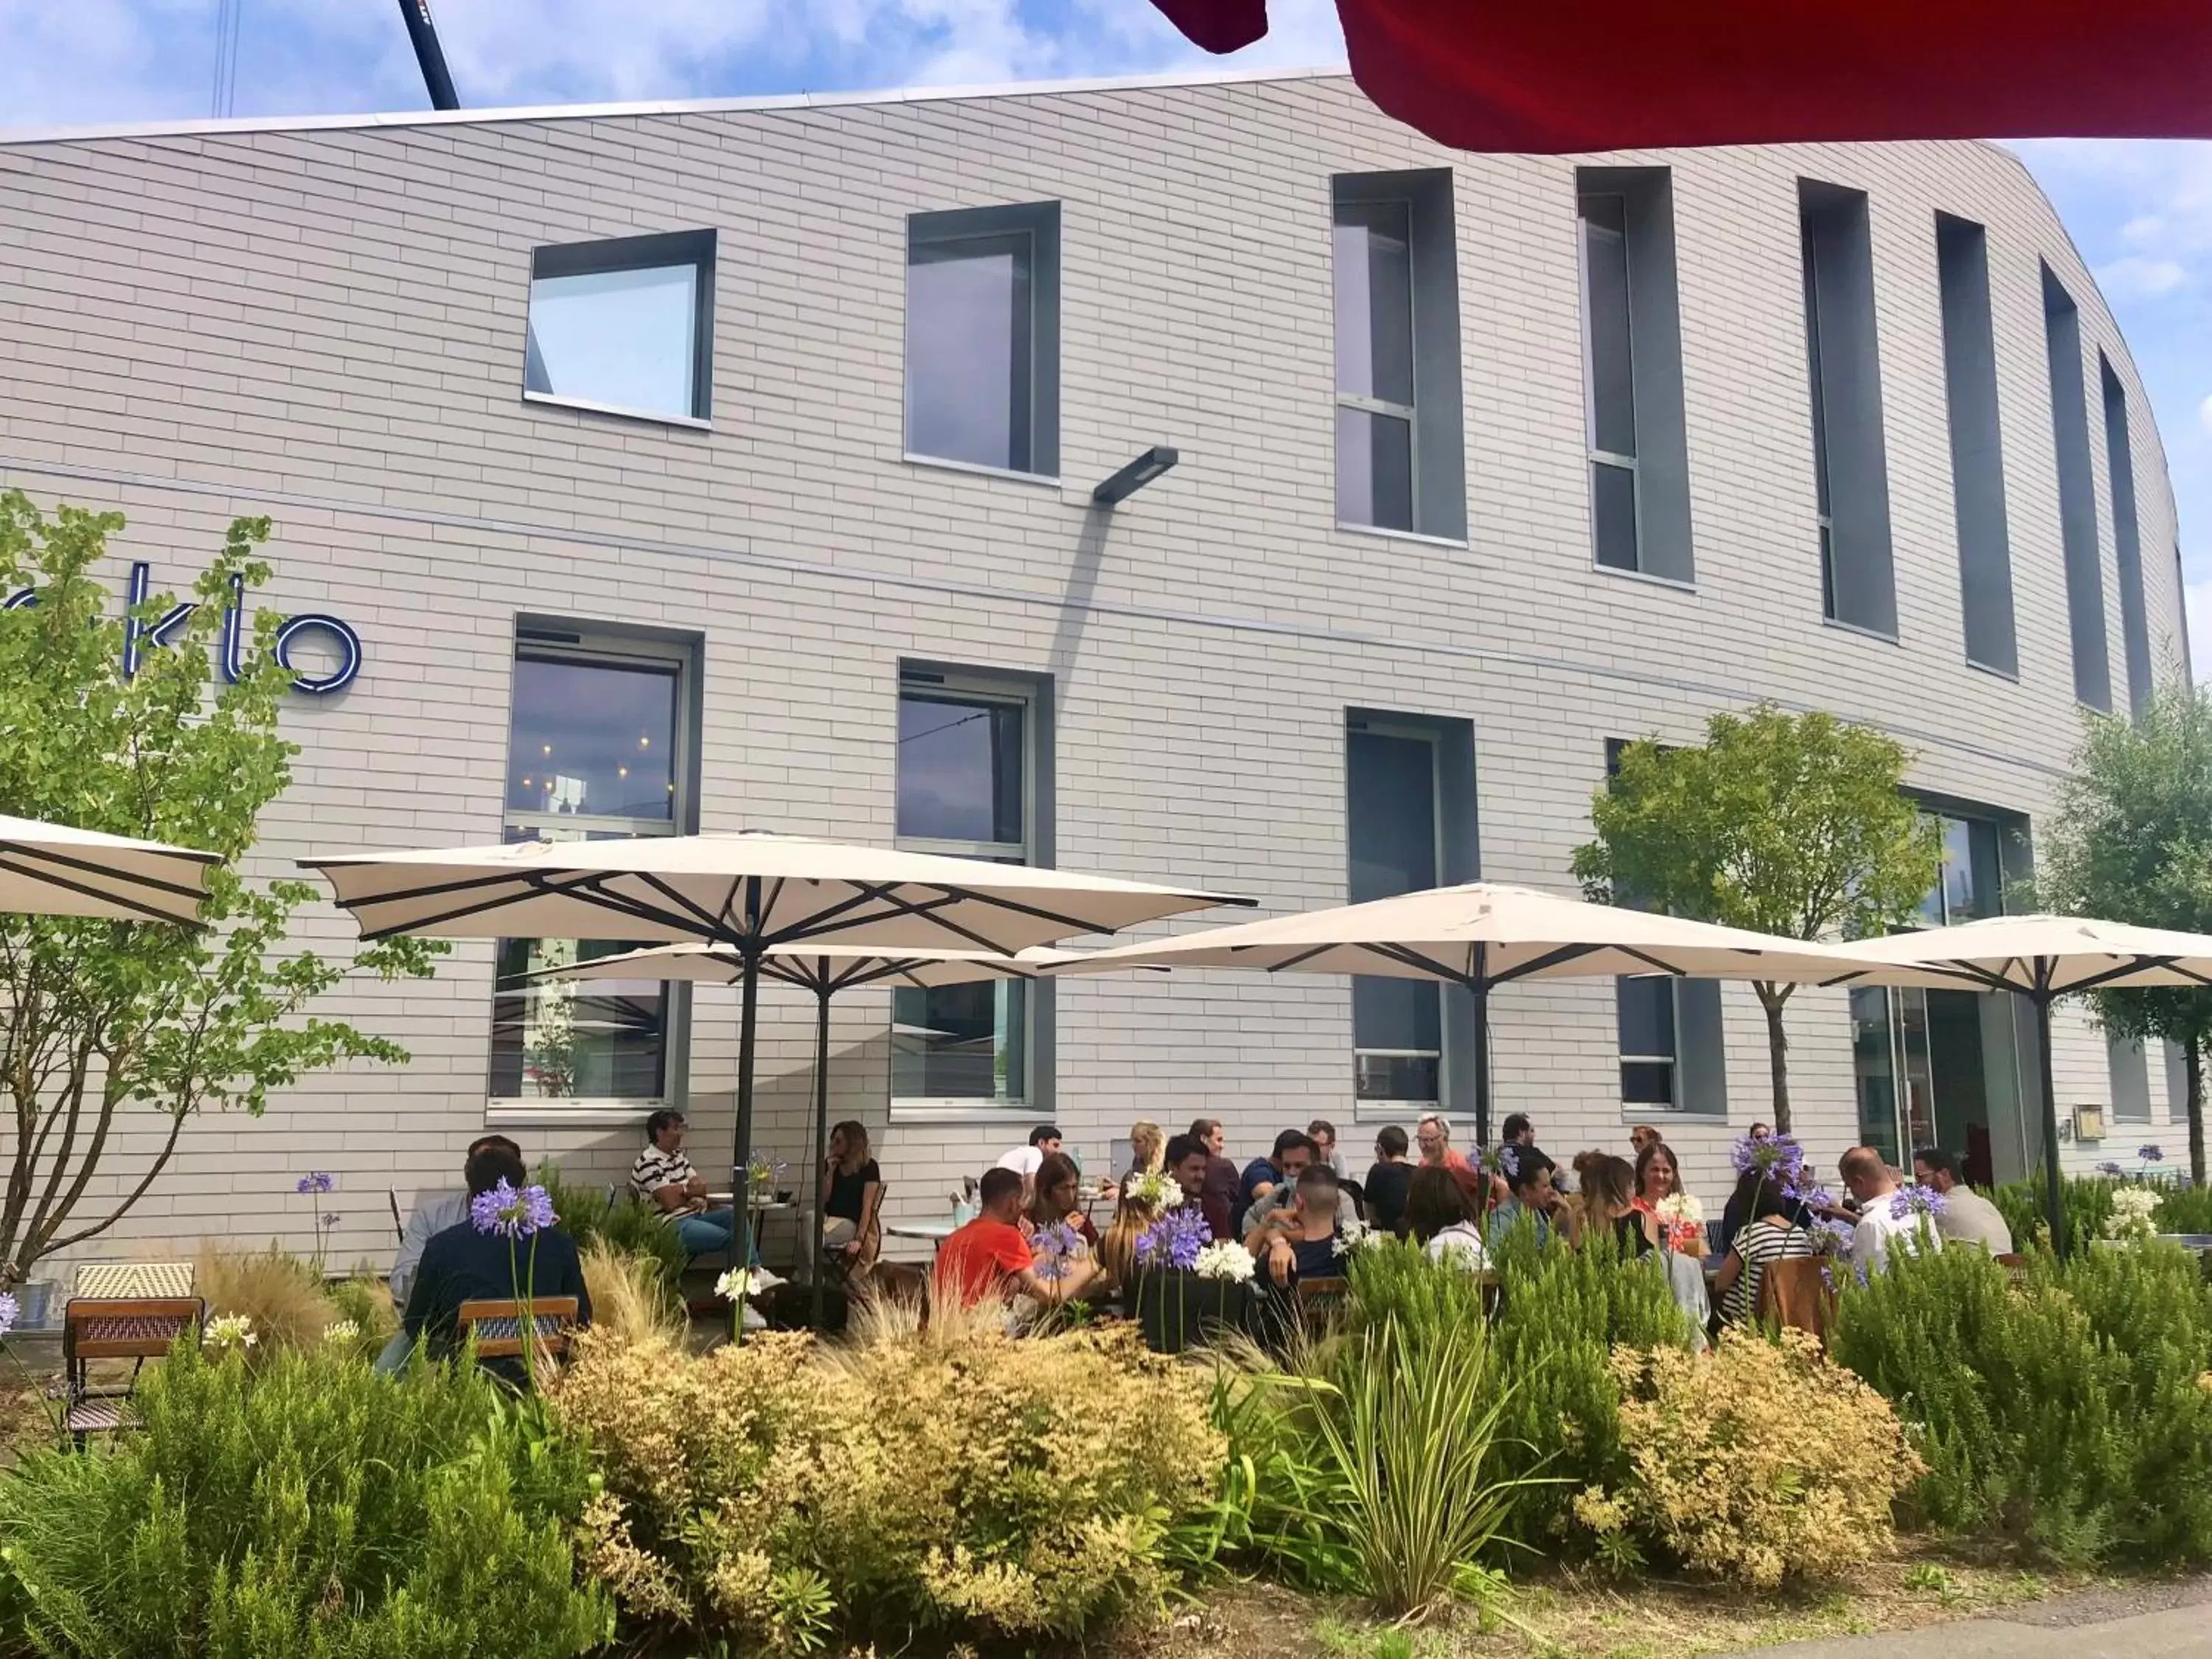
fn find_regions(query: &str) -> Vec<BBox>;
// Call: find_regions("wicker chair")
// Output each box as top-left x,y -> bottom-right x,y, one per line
60,1295 -> 203,1444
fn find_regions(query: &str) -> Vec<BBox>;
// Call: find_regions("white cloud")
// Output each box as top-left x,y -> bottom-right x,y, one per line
2122,213 -> 2166,245
2094,254 -> 2190,300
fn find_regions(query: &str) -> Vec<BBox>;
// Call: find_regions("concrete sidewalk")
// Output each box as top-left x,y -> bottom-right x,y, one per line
1732,1576 -> 2212,1658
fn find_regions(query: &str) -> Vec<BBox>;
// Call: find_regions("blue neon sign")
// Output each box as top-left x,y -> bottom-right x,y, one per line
6,564 -> 363,696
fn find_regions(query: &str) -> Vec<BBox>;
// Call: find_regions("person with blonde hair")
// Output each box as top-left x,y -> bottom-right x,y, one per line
821,1119 -> 883,1266
1125,1119 -> 1165,1178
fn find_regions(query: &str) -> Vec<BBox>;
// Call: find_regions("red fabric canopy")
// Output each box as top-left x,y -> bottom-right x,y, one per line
1150,0 -> 2212,152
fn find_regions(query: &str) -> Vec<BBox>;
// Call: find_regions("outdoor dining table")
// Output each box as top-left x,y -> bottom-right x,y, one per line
884,1217 -> 962,1247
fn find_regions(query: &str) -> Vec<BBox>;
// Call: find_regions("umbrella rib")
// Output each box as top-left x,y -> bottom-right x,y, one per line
2,843 -> 217,901
758,883 -> 932,948
0,854 -> 200,925
1264,943 -> 1346,974
798,885 -> 1018,954
627,872 -> 738,939
1592,944 -> 1678,979
2061,956 -> 2180,998
1365,940 -> 1481,987
1493,942 -> 1605,984
914,883 -> 1186,942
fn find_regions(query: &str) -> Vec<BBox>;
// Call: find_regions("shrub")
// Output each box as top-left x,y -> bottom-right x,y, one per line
2155,1183 -> 2212,1235
554,1319 -> 1220,1649
0,1340 -> 610,1657
324,1271 -> 400,1363
578,1239 -> 684,1349
1831,1239 -> 2212,1566
1579,1329 -> 1919,1588
1485,1217 -> 1693,1543
1992,1176 -> 2118,1252
536,1162 -> 686,1294
194,1243 -> 343,1354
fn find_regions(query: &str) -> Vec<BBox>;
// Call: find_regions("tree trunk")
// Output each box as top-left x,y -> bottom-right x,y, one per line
1757,982 -> 1793,1136
2189,1036 -> 2206,1190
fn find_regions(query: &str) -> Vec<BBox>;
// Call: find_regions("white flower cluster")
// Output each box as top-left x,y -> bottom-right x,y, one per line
2104,1185 -> 2161,1245
1192,1240 -> 1256,1283
203,1313 -> 258,1352
321,1319 -> 361,1344
1654,1192 -> 1706,1225
1331,1216 -> 1386,1258
1121,1169 -> 1175,1210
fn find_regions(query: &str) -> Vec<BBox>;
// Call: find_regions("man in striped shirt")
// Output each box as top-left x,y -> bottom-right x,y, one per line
631,1109 -> 737,1258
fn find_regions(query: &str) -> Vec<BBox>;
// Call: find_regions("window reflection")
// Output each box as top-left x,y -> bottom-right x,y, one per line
907,232 -> 1034,471
897,693 -> 1024,846
490,937 -> 668,1099
506,658 -> 678,821
1349,728 -> 1442,1102
526,263 -> 700,420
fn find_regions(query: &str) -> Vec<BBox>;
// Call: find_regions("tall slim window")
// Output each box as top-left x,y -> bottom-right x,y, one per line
1348,720 -> 1444,1104
2044,266 -> 2110,710
1935,214 -> 2017,675
2109,1034 -> 2153,1124
491,634 -> 692,1104
906,204 -> 1060,476
893,667 -> 1047,1103
1801,182 -> 1896,636
524,231 -> 715,422
1333,171 -> 1465,540
2100,356 -> 2153,717
1576,169 -> 1692,582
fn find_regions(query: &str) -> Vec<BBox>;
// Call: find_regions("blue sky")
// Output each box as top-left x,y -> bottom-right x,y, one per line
2,1 -> 2204,667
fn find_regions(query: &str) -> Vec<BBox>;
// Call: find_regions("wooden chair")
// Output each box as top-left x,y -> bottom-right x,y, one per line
60,1295 -> 203,1442
456,1296 -> 580,1366
1993,1251 -> 2028,1289
1754,1257 -> 1833,1346
387,1188 -> 406,1242
1295,1274 -> 1350,1332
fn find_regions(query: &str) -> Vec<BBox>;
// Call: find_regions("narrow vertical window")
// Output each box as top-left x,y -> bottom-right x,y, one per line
2044,265 -> 2110,710
2100,356 -> 2153,717
1935,214 -> 2017,675
1801,182 -> 1897,636
906,204 -> 1060,476
1577,169 -> 1692,582
1333,171 -> 1465,540
2108,1033 -> 2152,1124
1347,721 -> 1443,1104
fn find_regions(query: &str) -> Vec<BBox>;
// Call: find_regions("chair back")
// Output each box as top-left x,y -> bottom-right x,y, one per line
387,1188 -> 406,1242
1754,1256 -> 1832,1345
1295,1274 -> 1349,1331
63,1296 -> 203,1363
1992,1251 -> 2028,1288
456,1296 -> 580,1360
71,1261 -> 194,1300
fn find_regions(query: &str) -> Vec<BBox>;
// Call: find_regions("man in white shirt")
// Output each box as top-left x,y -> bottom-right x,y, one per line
1911,1146 -> 2015,1254
995,1124 -> 1062,1192
1840,1146 -> 1944,1273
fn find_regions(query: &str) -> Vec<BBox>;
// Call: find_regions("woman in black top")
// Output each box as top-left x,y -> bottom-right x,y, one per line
822,1119 -> 883,1265
1364,1124 -> 1414,1236
1579,1154 -> 1658,1258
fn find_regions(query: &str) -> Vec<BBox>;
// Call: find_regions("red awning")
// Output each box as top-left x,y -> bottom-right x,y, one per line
1150,0 -> 2212,152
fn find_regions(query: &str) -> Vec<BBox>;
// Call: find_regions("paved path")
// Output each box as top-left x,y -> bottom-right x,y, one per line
1731,1575 -> 2212,1657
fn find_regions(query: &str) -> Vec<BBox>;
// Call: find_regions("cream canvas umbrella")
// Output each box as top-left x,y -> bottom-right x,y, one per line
305,830 -> 1246,1269
1074,881 -> 1866,1147
532,942 -> 1097,1326
1817,915 -> 2212,1253
0,813 -> 219,926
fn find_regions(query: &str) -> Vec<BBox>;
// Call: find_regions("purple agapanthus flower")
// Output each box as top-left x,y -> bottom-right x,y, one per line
2098,1161 -> 2126,1177
1029,1220 -> 1083,1283
470,1179 -> 558,1239
0,1293 -> 18,1338
296,1171 -> 335,1195
1815,1217 -> 1858,1257
321,1212 -> 342,1230
2140,1144 -> 2166,1164
1889,1184 -> 1947,1222
1732,1132 -> 1809,1199
1134,1206 -> 1209,1272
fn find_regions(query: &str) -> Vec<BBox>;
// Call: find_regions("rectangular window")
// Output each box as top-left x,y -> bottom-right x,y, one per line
893,666 -> 1051,1105
2109,1032 -> 2152,1124
2100,356 -> 2154,717
1577,169 -> 1693,582
1801,183 -> 1897,636
906,204 -> 1060,476
524,231 -> 714,423
1935,215 -> 2018,675
490,633 -> 695,1105
2045,266 -> 2110,710
1333,171 -> 1465,540
1618,975 -> 1678,1105
1348,722 -> 1443,1103
2167,1040 -> 2191,1125
1917,811 -> 2004,927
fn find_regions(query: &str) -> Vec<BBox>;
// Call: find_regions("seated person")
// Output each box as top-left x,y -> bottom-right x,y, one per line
936,1166 -> 1102,1310
1404,1163 -> 1488,1268
1239,1129 -> 1308,1216
1246,1164 -> 1347,1287
821,1118 -> 884,1265
1576,1153 -> 1660,1258
379,1132 -> 523,1374
1486,1147 -> 1564,1249
632,1107 -> 737,1258
1162,1133 -> 1223,1237
1912,1145 -> 2014,1254
1022,1151 -> 1101,1251
1714,1175 -> 1817,1326
1238,1133 -> 1358,1237
402,1144 -> 591,1383
995,1124 -> 1062,1199
1364,1125 -> 1414,1237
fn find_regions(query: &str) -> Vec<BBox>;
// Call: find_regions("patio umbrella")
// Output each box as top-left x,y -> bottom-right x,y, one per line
1149,0 -> 2212,151
1073,881 -> 1862,1148
304,830 -> 1246,1272
0,813 -> 219,926
1817,916 -> 2212,1255
530,940 -> 1088,1326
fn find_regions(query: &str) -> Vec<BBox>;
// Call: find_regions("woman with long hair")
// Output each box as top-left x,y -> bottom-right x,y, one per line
1576,1154 -> 1659,1257
1125,1119 -> 1164,1179
1023,1150 -> 1100,1250
1632,1138 -> 1707,1256
1403,1163 -> 1487,1267
821,1119 -> 883,1267
1713,1173 -> 1817,1325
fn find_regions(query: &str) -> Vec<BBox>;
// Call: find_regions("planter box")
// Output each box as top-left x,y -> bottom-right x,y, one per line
1128,1272 -> 1253,1353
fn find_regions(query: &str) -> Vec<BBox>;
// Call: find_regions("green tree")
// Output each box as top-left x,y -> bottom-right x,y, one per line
2039,678 -> 2212,1188
1571,703 -> 1941,1135
0,491 -> 440,1284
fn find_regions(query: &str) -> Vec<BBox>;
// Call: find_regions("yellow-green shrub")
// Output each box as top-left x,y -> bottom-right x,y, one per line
554,1321 -> 1222,1649
1578,1330 -> 1921,1587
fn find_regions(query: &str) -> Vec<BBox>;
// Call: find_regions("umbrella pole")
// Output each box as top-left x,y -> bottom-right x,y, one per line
810,980 -> 831,1334
1472,973 -> 1492,1154
731,942 -> 760,1345
2034,990 -> 2065,1258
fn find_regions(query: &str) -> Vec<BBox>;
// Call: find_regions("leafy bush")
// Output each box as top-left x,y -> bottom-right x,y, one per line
554,1318 -> 1220,1649
1485,1218 -> 1693,1544
1831,1239 -> 2212,1565
325,1271 -> 400,1363
0,1340 -> 610,1657
1577,1330 -> 1919,1587
536,1162 -> 686,1294
1992,1176 -> 2118,1252
2155,1183 -> 2212,1235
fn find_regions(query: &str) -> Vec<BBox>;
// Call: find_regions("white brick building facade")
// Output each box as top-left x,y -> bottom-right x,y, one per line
0,70 -> 2189,1273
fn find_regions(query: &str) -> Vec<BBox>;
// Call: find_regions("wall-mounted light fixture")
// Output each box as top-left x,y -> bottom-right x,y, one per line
1091,445 -> 1180,505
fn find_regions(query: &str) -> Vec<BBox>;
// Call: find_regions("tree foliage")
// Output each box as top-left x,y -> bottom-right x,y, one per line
1571,703 -> 1940,1132
2039,679 -> 2212,1186
0,491 -> 439,1284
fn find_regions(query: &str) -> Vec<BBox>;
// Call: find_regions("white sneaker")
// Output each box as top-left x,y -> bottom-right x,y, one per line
741,1304 -> 767,1331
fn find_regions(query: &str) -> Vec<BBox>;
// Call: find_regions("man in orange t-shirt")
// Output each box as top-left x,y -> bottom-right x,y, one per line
936,1168 -> 1100,1309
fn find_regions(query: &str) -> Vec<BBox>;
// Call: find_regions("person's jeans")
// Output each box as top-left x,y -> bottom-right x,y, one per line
373,1329 -> 414,1374
676,1205 -> 737,1257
